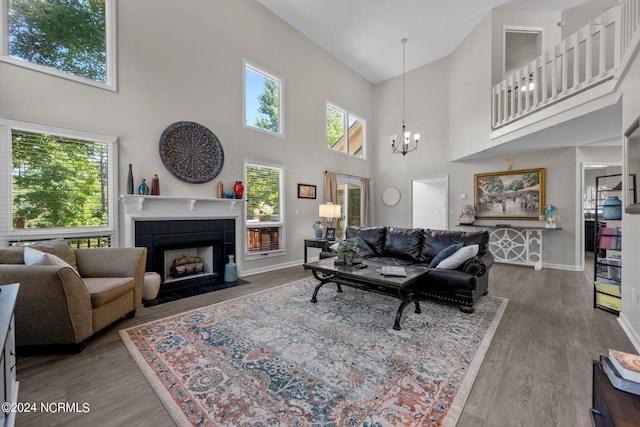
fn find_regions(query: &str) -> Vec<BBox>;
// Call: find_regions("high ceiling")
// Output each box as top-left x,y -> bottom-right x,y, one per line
257,0 -> 588,84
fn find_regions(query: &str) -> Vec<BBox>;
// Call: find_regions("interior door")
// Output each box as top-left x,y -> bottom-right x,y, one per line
412,176 -> 448,230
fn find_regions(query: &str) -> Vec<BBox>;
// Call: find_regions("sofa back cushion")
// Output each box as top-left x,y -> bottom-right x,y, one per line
383,227 -> 424,262
345,226 -> 386,256
421,229 -> 489,262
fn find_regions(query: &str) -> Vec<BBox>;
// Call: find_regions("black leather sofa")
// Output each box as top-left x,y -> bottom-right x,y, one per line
336,226 -> 494,312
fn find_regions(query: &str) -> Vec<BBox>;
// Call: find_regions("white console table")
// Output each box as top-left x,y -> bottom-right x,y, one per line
457,225 -> 561,270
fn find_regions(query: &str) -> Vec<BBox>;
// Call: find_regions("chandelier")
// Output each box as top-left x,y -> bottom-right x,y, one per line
391,38 -> 420,156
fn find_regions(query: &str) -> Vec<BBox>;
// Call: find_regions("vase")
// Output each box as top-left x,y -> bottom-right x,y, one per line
127,164 -> 134,195
217,181 -> 224,198
313,222 -> 324,239
138,179 -> 149,195
234,181 -> 244,199
603,196 -> 622,220
224,255 -> 238,282
151,174 -> 160,196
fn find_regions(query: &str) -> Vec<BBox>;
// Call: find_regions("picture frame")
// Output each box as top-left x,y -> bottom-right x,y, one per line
624,117 -> 640,213
474,168 -> 545,220
325,227 -> 336,240
297,183 -> 317,199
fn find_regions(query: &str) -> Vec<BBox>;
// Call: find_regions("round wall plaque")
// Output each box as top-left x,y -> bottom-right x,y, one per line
382,186 -> 401,206
159,121 -> 224,183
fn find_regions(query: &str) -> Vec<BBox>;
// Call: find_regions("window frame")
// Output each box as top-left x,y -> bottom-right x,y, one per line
0,0 -> 118,91
243,59 -> 285,138
0,118 -> 119,246
326,101 -> 366,159
243,159 -> 286,260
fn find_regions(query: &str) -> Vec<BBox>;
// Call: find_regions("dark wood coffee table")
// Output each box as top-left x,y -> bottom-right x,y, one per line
303,257 -> 430,330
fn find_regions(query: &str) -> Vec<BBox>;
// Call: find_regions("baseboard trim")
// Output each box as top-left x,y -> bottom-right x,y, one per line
618,313 -> 640,353
242,259 -> 306,277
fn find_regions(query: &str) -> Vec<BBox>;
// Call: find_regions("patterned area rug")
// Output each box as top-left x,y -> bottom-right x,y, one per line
120,278 -> 507,426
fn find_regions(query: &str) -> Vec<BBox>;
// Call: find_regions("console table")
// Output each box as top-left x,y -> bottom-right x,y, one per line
457,225 -> 561,270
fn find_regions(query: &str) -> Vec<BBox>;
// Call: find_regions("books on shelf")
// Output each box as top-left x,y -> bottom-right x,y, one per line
598,227 -> 622,250
609,349 -> 640,383
379,266 -> 407,277
601,356 -> 640,396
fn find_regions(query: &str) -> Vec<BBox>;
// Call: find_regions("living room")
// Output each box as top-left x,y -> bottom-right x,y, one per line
1,0 -> 640,425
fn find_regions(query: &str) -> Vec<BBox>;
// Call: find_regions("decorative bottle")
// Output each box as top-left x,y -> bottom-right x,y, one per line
234,181 -> 244,199
603,196 -> 622,220
224,255 -> 238,282
127,164 -> 134,195
151,174 -> 160,196
138,179 -> 149,195
217,181 -> 224,198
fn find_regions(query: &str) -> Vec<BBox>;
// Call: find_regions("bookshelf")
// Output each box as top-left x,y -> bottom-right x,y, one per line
593,174 -> 636,313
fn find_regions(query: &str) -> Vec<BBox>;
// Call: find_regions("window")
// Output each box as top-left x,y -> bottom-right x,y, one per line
0,0 -> 117,90
244,161 -> 285,258
336,176 -> 362,239
244,60 -> 284,137
326,103 -> 365,158
0,119 -> 118,246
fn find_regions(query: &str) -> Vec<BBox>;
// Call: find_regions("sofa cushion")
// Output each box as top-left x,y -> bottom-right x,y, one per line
421,229 -> 489,261
346,226 -> 386,255
436,244 -> 479,269
383,227 -> 424,262
82,277 -> 135,308
24,247 -> 81,277
32,239 -> 78,272
429,243 -> 464,268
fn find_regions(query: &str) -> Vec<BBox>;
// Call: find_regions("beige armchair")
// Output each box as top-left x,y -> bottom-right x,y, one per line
0,240 -> 147,352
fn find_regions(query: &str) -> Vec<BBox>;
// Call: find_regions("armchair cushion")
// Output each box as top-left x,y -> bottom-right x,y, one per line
82,277 -> 136,308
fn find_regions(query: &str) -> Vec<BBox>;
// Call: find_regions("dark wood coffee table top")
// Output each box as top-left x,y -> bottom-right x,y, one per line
303,257 -> 429,289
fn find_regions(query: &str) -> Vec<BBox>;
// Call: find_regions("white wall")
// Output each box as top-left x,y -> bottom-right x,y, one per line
0,0 -> 375,274
561,0 -> 620,38
620,48 -> 640,351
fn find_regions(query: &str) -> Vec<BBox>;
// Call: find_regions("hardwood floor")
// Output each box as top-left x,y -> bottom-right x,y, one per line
15,261 -> 634,426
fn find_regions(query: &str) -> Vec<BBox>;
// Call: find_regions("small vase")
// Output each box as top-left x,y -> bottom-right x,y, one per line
603,196 -> 622,220
138,179 -> 149,195
234,181 -> 244,199
224,255 -> 238,282
127,164 -> 134,195
151,174 -> 160,196
217,181 -> 224,198
313,222 -> 324,239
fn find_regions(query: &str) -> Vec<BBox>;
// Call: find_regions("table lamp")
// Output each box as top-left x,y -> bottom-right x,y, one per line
319,203 -> 341,240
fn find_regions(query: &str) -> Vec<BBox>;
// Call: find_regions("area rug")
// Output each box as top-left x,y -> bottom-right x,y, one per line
120,278 -> 507,426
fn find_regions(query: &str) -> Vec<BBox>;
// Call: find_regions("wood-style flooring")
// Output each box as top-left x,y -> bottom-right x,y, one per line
15,259 -> 635,426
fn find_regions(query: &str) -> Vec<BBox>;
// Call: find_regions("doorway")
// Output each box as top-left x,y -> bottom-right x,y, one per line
412,175 -> 448,230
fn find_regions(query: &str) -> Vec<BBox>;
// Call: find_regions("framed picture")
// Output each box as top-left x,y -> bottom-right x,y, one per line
474,168 -> 545,220
298,183 -> 317,199
624,117 -> 640,213
325,227 -> 336,240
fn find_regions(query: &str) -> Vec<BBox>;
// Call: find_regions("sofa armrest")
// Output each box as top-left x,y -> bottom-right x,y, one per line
0,265 -> 93,346
74,247 -> 147,306
459,252 -> 494,277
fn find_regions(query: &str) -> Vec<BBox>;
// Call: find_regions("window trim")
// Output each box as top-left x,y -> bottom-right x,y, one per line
0,118 -> 119,246
0,0 -> 118,91
243,159 -> 286,260
325,101 -> 366,159
243,59 -> 285,138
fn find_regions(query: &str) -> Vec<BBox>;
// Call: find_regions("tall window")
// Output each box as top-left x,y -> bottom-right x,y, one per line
244,60 -> 284,137
0,0 -> 117,90
336,176 -> 362,239
0,119 -> 118,245
326,103 -> 365,158
244,161 -> 285,258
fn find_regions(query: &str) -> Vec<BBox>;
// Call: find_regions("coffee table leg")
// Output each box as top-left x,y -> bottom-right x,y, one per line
394,291 -> 420,330
394,300 -> 410,330
310,270 -> 338,303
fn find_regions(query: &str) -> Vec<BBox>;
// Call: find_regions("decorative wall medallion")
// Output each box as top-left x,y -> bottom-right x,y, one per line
159,121 -> 224,183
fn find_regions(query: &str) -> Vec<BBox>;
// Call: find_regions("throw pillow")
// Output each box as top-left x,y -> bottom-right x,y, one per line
24,246 -> 81,277
429,242 -> 464,268
436,244 -> 479,270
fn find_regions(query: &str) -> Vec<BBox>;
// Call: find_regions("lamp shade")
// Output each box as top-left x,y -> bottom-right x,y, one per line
319,203 -> 341,218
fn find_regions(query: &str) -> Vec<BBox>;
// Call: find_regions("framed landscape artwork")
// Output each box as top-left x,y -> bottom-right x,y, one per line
474,168 -> 545,220
297,183 -> 317,199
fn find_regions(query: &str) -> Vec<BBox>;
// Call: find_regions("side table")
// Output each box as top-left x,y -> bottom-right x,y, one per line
304,238 -> 335,263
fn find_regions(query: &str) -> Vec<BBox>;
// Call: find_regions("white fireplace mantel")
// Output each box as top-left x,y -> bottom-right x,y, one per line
120,194 -> 244,248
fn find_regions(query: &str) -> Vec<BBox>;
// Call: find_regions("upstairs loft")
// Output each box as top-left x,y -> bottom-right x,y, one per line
488,0 -> 640,150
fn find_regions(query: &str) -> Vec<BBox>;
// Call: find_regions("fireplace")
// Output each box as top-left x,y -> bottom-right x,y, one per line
121,195 -> 243,291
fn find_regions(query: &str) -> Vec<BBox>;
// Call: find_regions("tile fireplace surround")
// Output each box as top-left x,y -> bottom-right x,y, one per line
120,195 -> 244,284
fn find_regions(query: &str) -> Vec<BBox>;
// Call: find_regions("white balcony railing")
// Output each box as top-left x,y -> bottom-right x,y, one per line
492,0 -> 640,129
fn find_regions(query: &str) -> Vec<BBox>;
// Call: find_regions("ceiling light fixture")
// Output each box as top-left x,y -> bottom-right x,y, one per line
391,38 -> 420,156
